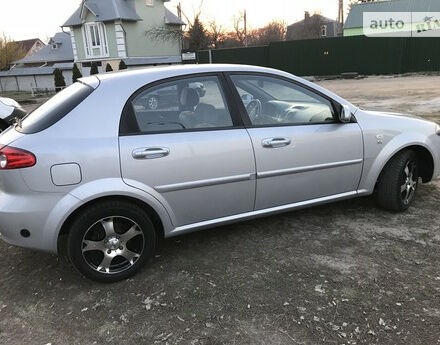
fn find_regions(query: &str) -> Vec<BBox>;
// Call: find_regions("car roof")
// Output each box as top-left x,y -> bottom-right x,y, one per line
95,64 -> 289,83
83,64 -> 355,111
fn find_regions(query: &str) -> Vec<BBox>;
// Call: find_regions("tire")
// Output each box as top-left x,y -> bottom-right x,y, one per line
147,95 -> 159,110
376,150 -> 419,212
67,200 -> 156,283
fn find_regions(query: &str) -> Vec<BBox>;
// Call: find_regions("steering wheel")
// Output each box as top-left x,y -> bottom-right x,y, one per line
245,99 -> 262,120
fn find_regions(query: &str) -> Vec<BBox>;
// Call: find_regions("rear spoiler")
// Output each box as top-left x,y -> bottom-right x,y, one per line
78,75 -> 100,89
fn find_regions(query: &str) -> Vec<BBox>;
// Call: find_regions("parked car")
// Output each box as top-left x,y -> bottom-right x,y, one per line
0,97 -> 26,131
0,64 -> 439,283
143,81 -> 206,110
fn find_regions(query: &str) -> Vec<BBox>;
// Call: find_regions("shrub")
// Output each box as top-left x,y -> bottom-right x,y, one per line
72,63 -> 82,83
118,60 -> 127,70
90,62 -> 99,75
53,68 -> 66,92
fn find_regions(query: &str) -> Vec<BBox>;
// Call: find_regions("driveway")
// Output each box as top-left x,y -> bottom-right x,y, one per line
1,74 -> 439,345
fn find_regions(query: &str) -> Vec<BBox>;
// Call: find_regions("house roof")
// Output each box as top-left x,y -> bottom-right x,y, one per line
13,38 -> 44,54
345,0 -> 440,29
288,14 -> 336,28
0,63 -> 74,77
63,0 -> 142,26
165,9 -> 185,25
63,0 -> 183,26
14,32 -> 73,64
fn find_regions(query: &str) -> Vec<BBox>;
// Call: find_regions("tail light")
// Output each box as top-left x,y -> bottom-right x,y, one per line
0,146 -> 36,169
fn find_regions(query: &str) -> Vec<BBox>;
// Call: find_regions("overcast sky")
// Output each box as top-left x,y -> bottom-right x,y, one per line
0,0 -> 340,41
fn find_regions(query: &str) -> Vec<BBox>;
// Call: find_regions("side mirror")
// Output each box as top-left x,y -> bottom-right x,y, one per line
339,105 -> 352,123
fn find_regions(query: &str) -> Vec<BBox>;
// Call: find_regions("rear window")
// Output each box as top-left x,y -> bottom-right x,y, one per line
16,82 -> 94,134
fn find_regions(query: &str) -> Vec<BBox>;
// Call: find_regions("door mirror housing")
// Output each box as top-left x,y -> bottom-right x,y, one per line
339,105 -> 352,123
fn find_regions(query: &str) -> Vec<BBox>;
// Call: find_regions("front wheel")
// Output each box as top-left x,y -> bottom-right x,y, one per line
376,150 -> 419,212
67,200 -> 156,283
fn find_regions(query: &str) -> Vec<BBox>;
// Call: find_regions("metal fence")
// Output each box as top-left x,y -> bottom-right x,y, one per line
198,36 -> 440,76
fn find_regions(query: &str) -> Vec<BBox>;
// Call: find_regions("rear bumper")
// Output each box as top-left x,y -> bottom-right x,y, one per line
0,190 -> 73,253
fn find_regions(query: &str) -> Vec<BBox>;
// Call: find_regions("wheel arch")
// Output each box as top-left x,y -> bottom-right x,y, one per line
57,195 -> 165,255
359,133 -> 437,193
376,144 -> 435,188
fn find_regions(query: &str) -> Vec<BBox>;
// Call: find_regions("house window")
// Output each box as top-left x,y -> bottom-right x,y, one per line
82,22 -> 109,58
146,0 -> 154,6
321,25 -> 327,37
89,25 -> 101,47
52,44 -> 58,50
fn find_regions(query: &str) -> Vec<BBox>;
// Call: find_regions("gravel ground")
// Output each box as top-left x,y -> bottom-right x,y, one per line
1,75 -> 439,345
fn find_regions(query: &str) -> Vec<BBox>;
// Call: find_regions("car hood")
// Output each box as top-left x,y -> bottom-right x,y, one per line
355,109 -> 439,137
360,109 -> 434,124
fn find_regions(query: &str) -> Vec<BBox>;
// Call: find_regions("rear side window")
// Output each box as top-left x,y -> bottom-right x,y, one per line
120,75 -> 234,134
16,82 -> 94,134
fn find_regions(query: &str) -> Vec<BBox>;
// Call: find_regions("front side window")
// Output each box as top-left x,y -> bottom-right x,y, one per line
230,74 -> 335,126
122,76 -> 234,134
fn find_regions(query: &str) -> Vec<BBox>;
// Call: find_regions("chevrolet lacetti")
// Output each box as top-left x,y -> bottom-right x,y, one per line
0,65 -> 439,282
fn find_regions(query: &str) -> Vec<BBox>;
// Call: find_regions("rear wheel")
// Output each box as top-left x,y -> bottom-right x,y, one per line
377,150 -> 419,212
67,200 -> 156,283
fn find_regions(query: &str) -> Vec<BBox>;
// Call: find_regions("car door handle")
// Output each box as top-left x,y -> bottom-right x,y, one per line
262,137 -> 291,148
132,147 -> 170,159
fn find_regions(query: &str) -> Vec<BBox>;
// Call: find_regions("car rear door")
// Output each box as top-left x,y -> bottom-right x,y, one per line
119,74 -> 256,227
228,73 -> 363,210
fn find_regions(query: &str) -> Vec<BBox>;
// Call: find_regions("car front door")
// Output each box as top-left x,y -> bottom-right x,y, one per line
119,74 -> 256,227
228,73 -> 363,210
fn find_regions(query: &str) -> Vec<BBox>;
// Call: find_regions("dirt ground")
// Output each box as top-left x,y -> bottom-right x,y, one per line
0,75 -> 439,345
316,74 -> 440,124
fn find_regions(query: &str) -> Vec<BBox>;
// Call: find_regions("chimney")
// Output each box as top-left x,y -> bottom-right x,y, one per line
304,11 -> 310,22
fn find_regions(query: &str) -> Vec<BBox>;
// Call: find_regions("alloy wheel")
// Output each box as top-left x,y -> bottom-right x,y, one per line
400,161 -> 417,205
148,96 -> 159,110
81,216 -> 145,274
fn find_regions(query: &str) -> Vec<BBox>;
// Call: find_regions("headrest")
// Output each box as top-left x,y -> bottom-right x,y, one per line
180,87 -> 200,108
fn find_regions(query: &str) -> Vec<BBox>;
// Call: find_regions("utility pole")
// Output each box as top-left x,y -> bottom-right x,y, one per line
338,0 -> 344,35
177,2 -> 184,51
177,2 -> 182,19
244,9 -> 248,47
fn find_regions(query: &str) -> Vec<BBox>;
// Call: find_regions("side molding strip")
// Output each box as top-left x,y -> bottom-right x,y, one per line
155,173 -> 256,193
258,159 -> 363,179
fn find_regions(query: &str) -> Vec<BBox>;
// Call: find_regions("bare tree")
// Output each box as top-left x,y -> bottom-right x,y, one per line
145,26 -> 183,43
0,33 -> 26,70
146,0 -> 211,51
232,12 -> 247,46
248,20 -> 286,45
207,20 -> 227,49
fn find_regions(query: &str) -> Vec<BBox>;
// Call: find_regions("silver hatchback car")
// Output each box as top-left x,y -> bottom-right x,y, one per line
0,64 -> 439,282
